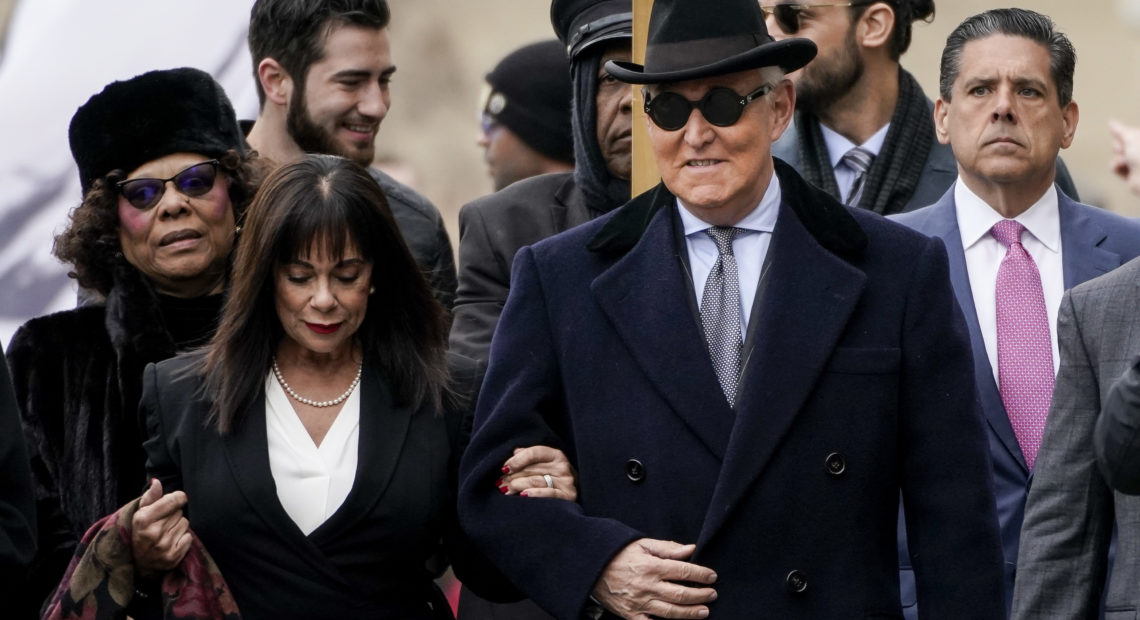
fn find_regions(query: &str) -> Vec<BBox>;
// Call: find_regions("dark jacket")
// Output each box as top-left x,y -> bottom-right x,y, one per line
6,262 -> 186,616
141,352 -> 506,619
450,172 -> 594,361
367,167 -> 457,313
459,161 -> 1005,619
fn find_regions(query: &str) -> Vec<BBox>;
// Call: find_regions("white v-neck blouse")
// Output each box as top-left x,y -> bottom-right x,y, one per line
264,372 -> 360,536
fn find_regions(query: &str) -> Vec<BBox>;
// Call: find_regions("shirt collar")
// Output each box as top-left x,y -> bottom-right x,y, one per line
954,180 -> 1061,253
679,172 -> 781,237
820,122 -> 891,169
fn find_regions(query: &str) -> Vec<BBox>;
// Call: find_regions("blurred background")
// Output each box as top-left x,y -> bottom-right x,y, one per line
2,0 -> 1140,345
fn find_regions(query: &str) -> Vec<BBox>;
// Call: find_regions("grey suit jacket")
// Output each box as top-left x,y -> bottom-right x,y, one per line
1096,352 -> 1140,494
1013,256 -> 1140,619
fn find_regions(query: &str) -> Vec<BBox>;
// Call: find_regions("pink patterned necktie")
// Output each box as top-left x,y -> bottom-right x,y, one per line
992,219 -> 1054,470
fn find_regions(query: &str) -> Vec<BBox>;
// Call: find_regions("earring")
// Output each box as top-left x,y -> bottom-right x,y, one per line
369,286 -> 376,295
234,225 -> 242,235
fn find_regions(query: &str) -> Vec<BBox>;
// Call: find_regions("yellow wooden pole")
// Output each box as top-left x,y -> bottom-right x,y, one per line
630,0 -> 658,197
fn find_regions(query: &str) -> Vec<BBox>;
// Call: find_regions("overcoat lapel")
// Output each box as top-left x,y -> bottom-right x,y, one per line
921,194 -> 1026,472
697,196 -> 865,547
591,186 -> 735,460
1058,194 -> 1122,288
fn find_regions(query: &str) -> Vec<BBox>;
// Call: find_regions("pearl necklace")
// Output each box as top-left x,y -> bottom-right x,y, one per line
272,356 -> 362,408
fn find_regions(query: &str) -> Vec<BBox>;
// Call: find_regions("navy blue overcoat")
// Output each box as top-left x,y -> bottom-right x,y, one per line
459,161 -> 1005,619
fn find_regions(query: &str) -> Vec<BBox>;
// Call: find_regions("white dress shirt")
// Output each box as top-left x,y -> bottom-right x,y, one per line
265,372 -> 360,536
679,172 -> 780,334
955,181 -> 1064,382
821,122 -> 890,201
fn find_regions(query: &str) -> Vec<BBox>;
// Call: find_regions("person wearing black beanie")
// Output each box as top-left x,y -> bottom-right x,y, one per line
479,39 -> 575,191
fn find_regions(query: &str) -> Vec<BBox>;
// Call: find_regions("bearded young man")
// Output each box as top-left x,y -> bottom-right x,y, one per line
244,0 -> 457,310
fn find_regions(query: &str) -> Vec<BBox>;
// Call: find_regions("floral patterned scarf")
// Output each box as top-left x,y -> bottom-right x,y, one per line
43,496 -> 240,620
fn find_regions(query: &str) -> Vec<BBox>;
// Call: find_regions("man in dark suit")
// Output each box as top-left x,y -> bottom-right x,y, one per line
449,0 -> 632,362
458,0 -> 1004,617
766,0 -> 1080,214
892,9 -> 1140,618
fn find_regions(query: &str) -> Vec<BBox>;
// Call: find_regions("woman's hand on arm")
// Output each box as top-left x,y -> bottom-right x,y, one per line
497,445 -> 578,501
131,478 -> 191,577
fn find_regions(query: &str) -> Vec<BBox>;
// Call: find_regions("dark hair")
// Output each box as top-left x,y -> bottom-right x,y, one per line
248,0 -> 391,106
939,8 -> 1076,106
851,0 -> 934,60
200,154 -> 450,434
52,149 -> 259,296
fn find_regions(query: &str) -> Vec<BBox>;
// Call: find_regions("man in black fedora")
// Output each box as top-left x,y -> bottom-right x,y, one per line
458,0 -> 1004,617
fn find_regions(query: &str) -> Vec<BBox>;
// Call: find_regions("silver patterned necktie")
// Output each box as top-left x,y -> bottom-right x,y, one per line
701,226 -> 744,407
841,146 -> 875,206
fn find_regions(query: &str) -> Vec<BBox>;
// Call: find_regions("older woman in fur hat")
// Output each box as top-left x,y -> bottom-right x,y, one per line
4,67 -> 260,615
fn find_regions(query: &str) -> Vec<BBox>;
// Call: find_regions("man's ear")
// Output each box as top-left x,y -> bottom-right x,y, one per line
768,79 -> 796,142
934,98 -> 951,145
856,2 -> 895,52
257,58 -> 292,107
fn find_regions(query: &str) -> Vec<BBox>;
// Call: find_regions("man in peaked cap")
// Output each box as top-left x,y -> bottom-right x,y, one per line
478,39 -> 575,192
458,0 -> 1004,617
449,0 -> 633,362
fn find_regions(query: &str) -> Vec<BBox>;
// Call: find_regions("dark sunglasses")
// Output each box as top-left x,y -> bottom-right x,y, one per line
644,84 -> 774,131
761,2 -> 871,35
115,159 -> 220,210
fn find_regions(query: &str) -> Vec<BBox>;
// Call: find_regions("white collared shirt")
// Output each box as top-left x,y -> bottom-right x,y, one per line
956,181 -> 1064,381
265,372 -> 360,536
679,172 -> 780,335
821,122 -> 890,201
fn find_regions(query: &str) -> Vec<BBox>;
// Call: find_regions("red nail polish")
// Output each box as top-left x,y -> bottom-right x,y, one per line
499,486 -> 508,494
520,491 -> 529,497
501,465 -> 511,474
494,478 -> 503,488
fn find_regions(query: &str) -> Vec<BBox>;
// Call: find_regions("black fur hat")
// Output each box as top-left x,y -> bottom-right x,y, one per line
69,67 -> 245,194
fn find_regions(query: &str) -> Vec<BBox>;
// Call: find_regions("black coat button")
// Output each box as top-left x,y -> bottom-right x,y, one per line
825,452 -> 846,476
785,570 -> 808,594
625,459 -> 645,483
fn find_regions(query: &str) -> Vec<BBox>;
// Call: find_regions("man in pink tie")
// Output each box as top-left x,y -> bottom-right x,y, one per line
892,9 -> 1140,618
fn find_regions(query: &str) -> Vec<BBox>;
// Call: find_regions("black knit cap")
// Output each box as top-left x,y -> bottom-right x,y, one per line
605,0 -> 816,84
69,67 -> 246,194
551,0 -> 632,59
484,40 -> 574,164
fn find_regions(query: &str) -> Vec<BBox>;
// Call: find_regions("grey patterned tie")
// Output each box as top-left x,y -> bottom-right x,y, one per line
841,146 -> 875,206
701,226 -> 743,407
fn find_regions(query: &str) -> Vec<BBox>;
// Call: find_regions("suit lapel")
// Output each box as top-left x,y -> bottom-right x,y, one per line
591,188 -> 735,460
697,193 -> 866,546
309,363 -> 412,542
919,192 -> 1027,473
1058,194 -> 1121,288
220,390 -> 349,585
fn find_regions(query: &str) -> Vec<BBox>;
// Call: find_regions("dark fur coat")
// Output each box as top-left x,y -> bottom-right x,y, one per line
6,261 -> 185,616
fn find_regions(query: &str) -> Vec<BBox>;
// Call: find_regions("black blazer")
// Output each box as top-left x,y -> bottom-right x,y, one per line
141,352 -> 500,619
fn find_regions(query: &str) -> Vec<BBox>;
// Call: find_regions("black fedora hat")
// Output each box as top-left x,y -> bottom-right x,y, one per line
605,0 -> 816,84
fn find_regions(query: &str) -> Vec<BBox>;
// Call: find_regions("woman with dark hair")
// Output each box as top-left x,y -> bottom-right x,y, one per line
124,155 -> 569,618
5,67 -> 259,614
